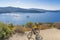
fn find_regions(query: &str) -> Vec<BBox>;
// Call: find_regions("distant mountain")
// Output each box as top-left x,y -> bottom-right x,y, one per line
47,10 -> 60,12
0,7 -> 60,13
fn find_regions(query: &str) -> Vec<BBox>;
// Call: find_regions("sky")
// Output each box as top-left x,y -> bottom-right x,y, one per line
0,0 -> 60,10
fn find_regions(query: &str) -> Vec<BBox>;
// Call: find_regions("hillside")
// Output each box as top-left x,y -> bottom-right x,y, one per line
0,7 -> 46,13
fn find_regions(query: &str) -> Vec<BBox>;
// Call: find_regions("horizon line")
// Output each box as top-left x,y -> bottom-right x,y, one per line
0,6 -> 60,10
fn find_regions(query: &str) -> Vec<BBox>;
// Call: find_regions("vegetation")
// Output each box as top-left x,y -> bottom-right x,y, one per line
0,22 -> 15,40
26,22 -> 34,28
0,22 -> 58,40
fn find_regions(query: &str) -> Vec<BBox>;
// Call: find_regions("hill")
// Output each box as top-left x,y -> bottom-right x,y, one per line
0,7 -> 46,13
0,7 -> 60,13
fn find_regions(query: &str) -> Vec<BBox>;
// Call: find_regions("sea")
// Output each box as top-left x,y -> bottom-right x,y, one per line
0,12 -> 60,25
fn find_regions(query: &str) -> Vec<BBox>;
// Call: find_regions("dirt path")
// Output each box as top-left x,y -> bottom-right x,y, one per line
9,28 -> 60,40
9,33 -> 27,40
40,28 -> 60,40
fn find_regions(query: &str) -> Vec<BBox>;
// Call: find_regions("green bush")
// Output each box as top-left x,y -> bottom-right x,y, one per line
0,22 -> 13,40
8,23 -> 14,30
26,22 -> 34,28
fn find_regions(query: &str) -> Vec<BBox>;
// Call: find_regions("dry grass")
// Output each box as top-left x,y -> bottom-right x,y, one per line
38,25 -> 50,30
14,24 -> 55,33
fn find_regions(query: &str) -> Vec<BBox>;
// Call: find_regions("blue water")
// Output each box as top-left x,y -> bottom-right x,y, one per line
0,12 -> 60,25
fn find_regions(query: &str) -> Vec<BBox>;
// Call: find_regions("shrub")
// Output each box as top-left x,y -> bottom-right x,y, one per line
8,23 -> 14,30
26,22 -> 34,28
15,25 -> 25,34
0,22 -> 13,40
